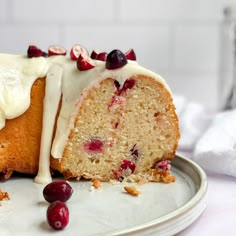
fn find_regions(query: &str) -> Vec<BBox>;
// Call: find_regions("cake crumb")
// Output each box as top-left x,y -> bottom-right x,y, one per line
0,189 -> 10,201
137,179 -> 149,186
162,175 -> 176,183
92,179 -> 102,189
124,185 -> 141,196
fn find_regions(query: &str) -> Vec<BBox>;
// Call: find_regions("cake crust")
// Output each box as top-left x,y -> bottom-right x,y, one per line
0,78 -> 45,179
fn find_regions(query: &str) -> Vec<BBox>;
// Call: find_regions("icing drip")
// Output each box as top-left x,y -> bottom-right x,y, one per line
34,64 -> 63,184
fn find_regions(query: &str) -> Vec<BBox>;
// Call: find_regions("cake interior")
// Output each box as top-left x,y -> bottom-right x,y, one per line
52,74 -> 179,181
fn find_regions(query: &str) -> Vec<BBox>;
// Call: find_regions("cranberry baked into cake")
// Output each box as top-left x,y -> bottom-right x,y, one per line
0,45 -> 180,184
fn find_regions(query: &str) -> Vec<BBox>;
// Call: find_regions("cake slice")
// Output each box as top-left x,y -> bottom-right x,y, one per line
50,49 -> 179,183
0,46 -> 180,183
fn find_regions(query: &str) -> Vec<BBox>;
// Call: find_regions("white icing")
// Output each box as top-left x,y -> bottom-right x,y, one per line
0,53 -> 171,183
34,64 -> 63,184
0,55 -> 48,128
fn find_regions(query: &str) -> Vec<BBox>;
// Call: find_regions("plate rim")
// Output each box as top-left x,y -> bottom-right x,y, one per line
100,154 -> 208,236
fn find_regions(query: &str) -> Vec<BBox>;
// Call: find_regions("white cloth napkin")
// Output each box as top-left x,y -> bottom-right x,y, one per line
173,94 -> 236,178
173,95 -> 212,150
192,109 -> 236,178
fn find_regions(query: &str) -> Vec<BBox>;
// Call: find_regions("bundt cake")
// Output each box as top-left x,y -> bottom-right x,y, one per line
0,45 -> 180,184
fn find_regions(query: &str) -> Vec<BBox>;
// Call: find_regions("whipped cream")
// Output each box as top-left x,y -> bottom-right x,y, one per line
0,53 -> 170,183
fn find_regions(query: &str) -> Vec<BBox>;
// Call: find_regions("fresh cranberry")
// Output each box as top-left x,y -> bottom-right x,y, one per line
77,54 -> 95,71
96,52 -> 107,61
90,50 -> 99,59
70,44 -> 88,61
47,201 -> 69,230
48,45 -> 67,56
105,49 -> 127,69
120,159 -> 136,173
125,49 -> 136,61
84,138 -> 103,153
27,45 -> 45,58
43,180 -> 73,203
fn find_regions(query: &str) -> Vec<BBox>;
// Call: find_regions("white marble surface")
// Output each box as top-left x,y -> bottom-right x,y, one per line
177,151 -> 236,236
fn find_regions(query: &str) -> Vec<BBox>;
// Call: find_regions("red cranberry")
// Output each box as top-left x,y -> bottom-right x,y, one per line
122,79 -> 136,91
90,50 -> 99,59
105,49 -> 127,69
77,54 -> 95,71
114,80 -> 120,90
70,44 -> 88,61
47,201 -> 69,230
96,52 -> 107,61
125,49 -> 136,61
27,45 -> 44,58
117,79 -> 136,95
48,45 -> 67,56
43,180 -> 73,203
112,160 -> 136,180
156,160 -> 171,172
120,159 -> 136,173
84,138 -> 103,153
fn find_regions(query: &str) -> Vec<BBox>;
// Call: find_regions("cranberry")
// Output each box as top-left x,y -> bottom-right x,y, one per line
47,201 -> 69,230
130,144 -> 139,160
77,54 -> 95,71
113,160 -> 136,180
125,49 -> 136,61
90,50 -> 99,59
121,79 -> 136,92
116,79 -> 136,95
43,180 -> 73,203
27,45 -> 45,58
48,45 -> 67,56
70,44 -> 88,61
114,80 -> 120,89
84,138 -> 103,153
105,49 -> 127,69
96,52 -> 107,61
155,160 -> 171,172
120,159 -> 136,173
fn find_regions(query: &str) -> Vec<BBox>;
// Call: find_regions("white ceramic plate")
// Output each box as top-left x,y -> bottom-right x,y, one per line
0,155 -> 207,236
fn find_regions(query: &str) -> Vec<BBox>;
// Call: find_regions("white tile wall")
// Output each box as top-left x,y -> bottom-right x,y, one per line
12,0 -> 116,22
173,23 -> 219,73
120,0 -> 225,21
64,25 -> 170,72
0,0 -> 8,22
0,0 -> 233,109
